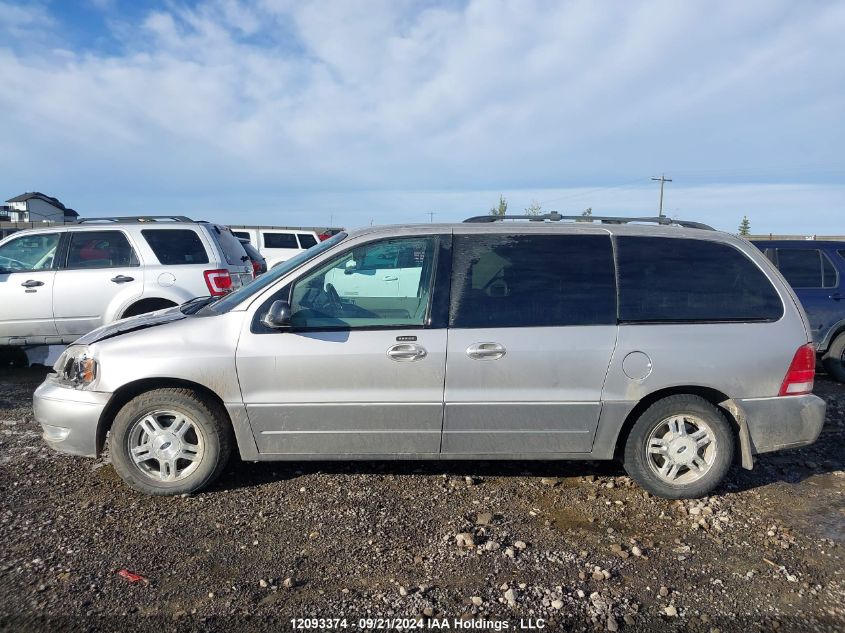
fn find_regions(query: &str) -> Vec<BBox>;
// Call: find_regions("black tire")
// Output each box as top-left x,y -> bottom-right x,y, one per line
109,388 -> 233,495
0,347 -> 28,368
623,395 -> 735,499
822,333 -> 845,383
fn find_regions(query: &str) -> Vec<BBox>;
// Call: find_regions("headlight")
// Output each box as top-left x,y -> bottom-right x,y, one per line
52,346 -> 98,389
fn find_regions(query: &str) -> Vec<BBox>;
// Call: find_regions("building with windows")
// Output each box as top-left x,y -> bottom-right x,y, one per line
3,192 -> 79,224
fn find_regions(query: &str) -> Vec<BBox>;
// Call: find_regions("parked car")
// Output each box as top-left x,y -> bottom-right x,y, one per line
239,238 -> 267,277
34,214 -> 824,498
229,226 -> 320,269
752,240 -> 845,382
0,216 -> 252,346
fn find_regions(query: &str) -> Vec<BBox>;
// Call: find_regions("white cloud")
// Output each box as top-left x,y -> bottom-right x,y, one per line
0,0 -> 842,229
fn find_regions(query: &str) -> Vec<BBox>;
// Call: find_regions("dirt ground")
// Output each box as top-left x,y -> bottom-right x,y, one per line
0,367 -> 843,633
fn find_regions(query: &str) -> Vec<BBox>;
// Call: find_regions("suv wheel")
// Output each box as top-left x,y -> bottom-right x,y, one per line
822,333 -> 845,382
623,395 -> 734,499
109,388 -> 233,495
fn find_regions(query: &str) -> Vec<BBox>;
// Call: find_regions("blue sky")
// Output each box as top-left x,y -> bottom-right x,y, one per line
1,0 -> 843,233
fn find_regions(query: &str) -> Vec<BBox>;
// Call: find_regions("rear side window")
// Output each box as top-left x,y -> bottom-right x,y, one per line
66,230 -> 137,269
450,234 -> 616,328
297,233 -> 317,249
776,248 -> 837,288
617,237 -> 783,322
263,232 -> 298,249
207,225 -> 248,266
142,229 -> 209,265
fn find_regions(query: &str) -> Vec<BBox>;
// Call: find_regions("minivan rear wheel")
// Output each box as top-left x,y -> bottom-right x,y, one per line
109,388 -> 233,495
821,333 -> 845,382
623,395 -> 734,499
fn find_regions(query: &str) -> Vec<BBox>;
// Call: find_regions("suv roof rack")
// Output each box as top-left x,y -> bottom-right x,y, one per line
77,215 -> 194,224
463,212 -> 714,230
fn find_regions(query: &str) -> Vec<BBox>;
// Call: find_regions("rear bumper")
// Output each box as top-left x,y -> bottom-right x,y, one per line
737,394 -> 826,454
33,380 -> 110,458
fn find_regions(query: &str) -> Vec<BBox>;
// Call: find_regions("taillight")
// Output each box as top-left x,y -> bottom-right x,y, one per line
251,260 -> 261,277
779,343 -> 816,396
203,269 -> 233,296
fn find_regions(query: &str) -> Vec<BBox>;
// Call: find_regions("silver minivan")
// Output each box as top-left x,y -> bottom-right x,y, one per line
33,215 -> 826,498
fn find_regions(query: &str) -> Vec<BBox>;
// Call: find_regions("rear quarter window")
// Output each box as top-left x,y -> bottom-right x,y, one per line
617,236 -> 783,322
297,233 -> 318,249
207,225 -> 248,266
141,229 -> 209,265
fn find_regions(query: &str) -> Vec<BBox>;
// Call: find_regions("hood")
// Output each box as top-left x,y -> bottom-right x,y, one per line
75,306 -> 187,345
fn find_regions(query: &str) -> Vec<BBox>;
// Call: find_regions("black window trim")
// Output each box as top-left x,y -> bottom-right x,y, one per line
251,233 -> 449,334
141,227 -> 210,266
617,235 -> 784,325
58,229 -> 140,271
447,232 -> 618,329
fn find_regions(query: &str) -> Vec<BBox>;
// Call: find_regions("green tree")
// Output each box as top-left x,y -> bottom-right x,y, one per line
738,215 -> 751,236
489,194 -> 508,216
524,200 -> 542,216
577,207 -> 593,222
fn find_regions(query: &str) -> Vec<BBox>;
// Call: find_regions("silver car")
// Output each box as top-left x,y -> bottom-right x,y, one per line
33,214 -> 826,498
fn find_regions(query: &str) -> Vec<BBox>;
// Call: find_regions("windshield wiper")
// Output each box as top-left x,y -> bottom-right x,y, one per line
180,296 -> 216,314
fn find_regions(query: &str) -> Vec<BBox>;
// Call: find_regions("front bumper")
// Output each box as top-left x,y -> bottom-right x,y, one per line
738,394 -> 826,454
33,380 -> 111,457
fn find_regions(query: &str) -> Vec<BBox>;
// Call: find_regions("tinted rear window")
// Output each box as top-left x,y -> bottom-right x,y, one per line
232,231 -> 250,241
208,225 -> 248,266
777,248 -> 837,288
617,237 -> 783,322
141,229 -> 209,265
263,232 -> 298,249
450,234 -> 617,328
297,233 -> 318,249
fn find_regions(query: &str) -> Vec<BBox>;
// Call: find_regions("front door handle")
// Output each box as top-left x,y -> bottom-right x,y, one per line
110,275 -> 135,284
830,293 -> 842,301
21,279 -> 44,288
466,342 -> 507,360
383,275 -> 399,281
387,343 -> 427,362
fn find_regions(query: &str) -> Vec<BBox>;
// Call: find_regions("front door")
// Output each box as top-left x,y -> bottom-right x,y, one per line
237,235 -> 446,455
52,229 -> 143,336
442,232 -> 618,455
0,232 -> 61,341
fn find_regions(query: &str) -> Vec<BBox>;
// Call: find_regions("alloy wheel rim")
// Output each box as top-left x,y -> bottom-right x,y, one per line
127,410 -> 205,482
646,414 -> 717,485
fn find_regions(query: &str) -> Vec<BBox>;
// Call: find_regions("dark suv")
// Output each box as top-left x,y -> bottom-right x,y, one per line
752,240 -> 845,381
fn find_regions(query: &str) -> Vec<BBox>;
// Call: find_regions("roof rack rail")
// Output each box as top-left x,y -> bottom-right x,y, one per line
463,212 -> 714,230
77,215 -> 194,224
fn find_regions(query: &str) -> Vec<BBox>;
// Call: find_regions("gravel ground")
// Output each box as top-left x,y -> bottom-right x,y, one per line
1,368 -> 843,632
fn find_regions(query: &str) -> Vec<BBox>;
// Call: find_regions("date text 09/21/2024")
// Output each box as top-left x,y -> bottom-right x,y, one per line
289,618 -> 548,630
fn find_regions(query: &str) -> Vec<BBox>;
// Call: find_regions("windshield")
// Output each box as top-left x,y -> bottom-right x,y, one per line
201,232 -> 346,314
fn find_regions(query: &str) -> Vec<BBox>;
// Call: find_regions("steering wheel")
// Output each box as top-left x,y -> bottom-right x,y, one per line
325,283 -> 344,313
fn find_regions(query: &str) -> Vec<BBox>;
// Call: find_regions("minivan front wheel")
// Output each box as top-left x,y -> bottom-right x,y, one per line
623,395 -> 734,499
109,388 -> 233,495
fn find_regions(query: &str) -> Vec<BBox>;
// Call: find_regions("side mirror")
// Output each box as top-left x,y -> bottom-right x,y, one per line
344,259 -> 358,275
261,300 -> 291,329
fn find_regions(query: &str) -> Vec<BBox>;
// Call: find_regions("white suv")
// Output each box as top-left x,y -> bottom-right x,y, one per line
229,226 -> 320,269
0,216 -> 253,346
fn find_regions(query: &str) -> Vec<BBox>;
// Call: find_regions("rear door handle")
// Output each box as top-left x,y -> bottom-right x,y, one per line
387,343 -> 427,362
21,279 -> 44,288
466,342 -> 506,360
830,293 -> 842,301
383,275 -> 399,281
110,275 -> 135,284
